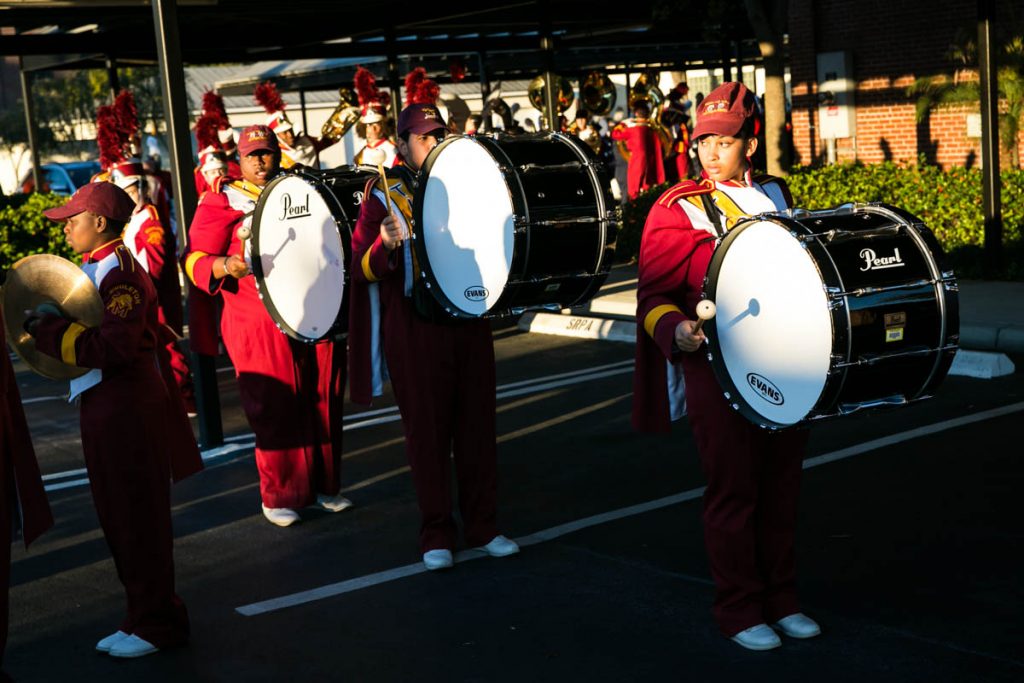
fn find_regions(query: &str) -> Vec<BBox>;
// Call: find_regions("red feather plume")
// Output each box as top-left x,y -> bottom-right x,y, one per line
195,112 -> 222,149
254,81 -> 286,114
354,66 -> 391,109
202,90 -> 227,119
95,104 -> 123,170
113,89 -> 139,140
404,67 -> 439,106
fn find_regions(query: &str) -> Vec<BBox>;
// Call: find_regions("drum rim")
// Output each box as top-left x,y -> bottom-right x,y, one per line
251,168 -> 350,342
703,212 -> 843,429
411,134 -> 530,319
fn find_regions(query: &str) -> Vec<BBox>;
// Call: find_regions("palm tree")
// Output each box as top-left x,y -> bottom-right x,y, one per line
909,14 -> 1024,169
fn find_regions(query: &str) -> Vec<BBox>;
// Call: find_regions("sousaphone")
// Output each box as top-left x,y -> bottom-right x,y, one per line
2,254 -> 103,380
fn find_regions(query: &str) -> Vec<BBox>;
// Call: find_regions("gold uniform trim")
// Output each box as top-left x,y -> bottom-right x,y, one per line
643,304 -> 683,339
61,322 -> 88,365
184,250 -> 208,285
361,247 -> 380,282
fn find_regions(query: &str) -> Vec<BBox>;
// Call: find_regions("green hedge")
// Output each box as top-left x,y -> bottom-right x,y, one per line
615,163 -> 1024,279
0,193 -> 77,269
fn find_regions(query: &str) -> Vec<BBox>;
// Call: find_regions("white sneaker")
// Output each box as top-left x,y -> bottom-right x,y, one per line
262,504 -> 301,527
475,535 -> 520,557
731,624 -> 782,651
95,630 -> 130,653
108,634 -> 159,658
775,613 -> 821,639
422,549 -> 454,571
315,493 -> 353,513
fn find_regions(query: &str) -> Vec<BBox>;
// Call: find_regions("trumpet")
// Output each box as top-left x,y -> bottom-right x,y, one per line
321,87 -> 360,144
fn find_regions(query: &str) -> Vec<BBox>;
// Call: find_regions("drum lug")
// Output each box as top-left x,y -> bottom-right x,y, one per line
827,297 -> 845,311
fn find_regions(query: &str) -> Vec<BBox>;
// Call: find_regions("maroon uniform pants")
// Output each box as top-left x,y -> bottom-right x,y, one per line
80,372 -> 189,648
383,314 -> 499,554
683,356 -> 807,637
223,307 -> 344,510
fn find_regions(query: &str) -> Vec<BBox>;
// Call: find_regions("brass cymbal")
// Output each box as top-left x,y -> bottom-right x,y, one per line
2,254 -> 103,380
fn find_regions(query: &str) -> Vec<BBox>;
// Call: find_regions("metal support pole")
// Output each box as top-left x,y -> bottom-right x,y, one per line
541,34 -> 558,131
299,88 -> 309,134
105,56 -> 120,100
477,51 -> 490,103
720,40 -> 733,83
978,0 -> 1002,276
735,41 -> 745,87
151,0 -> 223,448
386,31 -> 402,125
18,58 -> 41,194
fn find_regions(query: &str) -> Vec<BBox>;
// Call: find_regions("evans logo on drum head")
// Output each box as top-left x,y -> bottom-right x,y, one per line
464,286 -> 489,302
747,373 -> 784,405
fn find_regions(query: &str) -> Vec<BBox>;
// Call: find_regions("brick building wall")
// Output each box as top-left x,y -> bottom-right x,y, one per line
788,0 -> 1023,169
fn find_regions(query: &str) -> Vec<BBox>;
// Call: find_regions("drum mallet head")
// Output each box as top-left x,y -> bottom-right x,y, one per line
693,299 -> 716,334
236,225 -> 251,241
364,147 -> 397,239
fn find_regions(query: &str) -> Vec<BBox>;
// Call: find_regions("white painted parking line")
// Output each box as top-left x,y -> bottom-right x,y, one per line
38,361 -> 634,491
234,400 -> 1024,617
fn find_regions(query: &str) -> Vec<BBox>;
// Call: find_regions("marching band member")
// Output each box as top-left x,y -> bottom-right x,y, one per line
183,125 -> 350,527
611,99 -> 666,199
662,82 -> 693,181
352,67 -> 398,167
633,82 -> 820,651
254,81 -> 335,169
348,75 -> 518,571
26,182 -> 202,658
0,307 -> 52,677
110,159 -> 195,412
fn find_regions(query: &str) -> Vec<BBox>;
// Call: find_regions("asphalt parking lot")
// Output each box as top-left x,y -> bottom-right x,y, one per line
6,328 -> 1024,682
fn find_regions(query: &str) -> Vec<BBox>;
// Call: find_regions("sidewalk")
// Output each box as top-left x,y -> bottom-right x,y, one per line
521,264 -> 1024,354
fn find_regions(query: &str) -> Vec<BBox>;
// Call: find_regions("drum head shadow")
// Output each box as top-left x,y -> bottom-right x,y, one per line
420,137 -> 514,316
712,220 -> 831,425
254,174 -> 346,340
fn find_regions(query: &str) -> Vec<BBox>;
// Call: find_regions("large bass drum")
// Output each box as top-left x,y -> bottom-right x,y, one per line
251,167 -> 375,341
412,132 -> 615,318
703,203 -> 959,429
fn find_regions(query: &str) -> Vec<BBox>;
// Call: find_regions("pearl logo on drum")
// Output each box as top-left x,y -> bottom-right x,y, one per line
279,193 -> 312,221
747,373 -> 785,405
859,247 -> 905,271
464,286 -> 489,302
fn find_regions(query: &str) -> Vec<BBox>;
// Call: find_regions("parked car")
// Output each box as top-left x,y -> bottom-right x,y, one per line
20,161 -> 102,196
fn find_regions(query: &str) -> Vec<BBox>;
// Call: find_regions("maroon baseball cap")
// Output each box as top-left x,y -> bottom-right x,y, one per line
397,103 -> 447,137
237,124 -> 279,156
43,182 -> 136,223
692,81 -> 758,139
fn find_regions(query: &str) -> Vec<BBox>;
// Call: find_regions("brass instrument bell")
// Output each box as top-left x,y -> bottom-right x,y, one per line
321,87 -> 361,143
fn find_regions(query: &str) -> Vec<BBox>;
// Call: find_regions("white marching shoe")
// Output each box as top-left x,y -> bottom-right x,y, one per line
731,624 -> 782,651
315,493 -> 353,513
262,505 -> 301,527
108,634 -> 159,658
774,613 -> 821,639
475,535 -> 520,558
95,630 -> 130,653
422,549 -> 454,571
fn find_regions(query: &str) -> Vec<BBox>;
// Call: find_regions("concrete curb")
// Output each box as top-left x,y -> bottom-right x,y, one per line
517,311 -> 635,343
949,350 -> 1016,379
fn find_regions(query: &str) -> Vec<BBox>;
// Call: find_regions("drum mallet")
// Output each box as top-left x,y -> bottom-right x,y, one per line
363,147 -> 399,245
233,222 -> 252,273
693,299 -> 717,335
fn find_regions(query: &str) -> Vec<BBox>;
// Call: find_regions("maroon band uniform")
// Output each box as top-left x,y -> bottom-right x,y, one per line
348,171 -> 500,553
184,176 -> 344,510
32,240 -> 200,648
633,172 -> 809,638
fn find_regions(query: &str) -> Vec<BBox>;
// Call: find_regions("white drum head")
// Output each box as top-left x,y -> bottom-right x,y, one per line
712,220 -> 832,425
255,175 -> 345,340
420,136 -> 514,316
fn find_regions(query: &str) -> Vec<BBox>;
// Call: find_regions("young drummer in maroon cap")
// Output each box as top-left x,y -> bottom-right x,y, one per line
348,91 -> 519,571
25,182 -> 202,659
182,125 -> 350,527
632,82 -> 820,651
